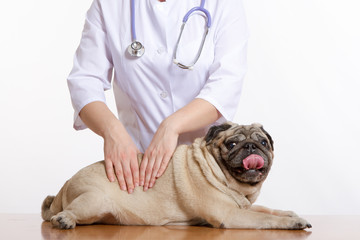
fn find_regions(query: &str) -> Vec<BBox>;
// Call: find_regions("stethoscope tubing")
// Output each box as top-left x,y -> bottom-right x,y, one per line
182,6 -> 211,28
131,0 -> 137,41
129,0 -> 211,69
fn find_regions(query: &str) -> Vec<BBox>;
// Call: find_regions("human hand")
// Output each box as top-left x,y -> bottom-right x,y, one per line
140,119 -> 179,191
103,124 -> 140,194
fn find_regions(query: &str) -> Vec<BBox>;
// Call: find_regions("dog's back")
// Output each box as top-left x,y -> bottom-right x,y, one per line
41,145 -> 200,227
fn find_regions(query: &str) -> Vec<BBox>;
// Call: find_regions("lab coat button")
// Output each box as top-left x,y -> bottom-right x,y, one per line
160,91 -> 168,98
157,47 -> 165,54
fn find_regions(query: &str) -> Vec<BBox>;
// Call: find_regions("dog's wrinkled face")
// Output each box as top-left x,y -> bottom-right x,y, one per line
205,122 -> 274,185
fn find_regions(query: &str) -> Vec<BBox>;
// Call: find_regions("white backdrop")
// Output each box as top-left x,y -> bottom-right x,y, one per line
0,0 -> 359,214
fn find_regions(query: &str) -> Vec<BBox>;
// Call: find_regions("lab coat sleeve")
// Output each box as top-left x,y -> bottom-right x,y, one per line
196,0 -> 249,122
67,0 -> 113,130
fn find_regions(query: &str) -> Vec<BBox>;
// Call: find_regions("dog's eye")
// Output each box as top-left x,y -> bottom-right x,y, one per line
226,142 -> 237,150
261,140 -> 268,147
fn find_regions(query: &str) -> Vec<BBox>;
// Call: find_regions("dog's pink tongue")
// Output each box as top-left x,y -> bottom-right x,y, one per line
243,154 -> 264,170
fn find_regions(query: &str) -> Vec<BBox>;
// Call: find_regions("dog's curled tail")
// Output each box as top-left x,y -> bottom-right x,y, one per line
41,182 -> 67,221
41,195 -> 55,221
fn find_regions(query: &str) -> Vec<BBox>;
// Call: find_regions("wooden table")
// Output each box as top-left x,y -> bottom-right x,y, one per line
0,214 -> 359,240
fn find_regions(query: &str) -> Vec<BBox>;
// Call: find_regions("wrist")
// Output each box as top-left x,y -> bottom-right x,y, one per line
101,119 -> 126,140
162,114 -> 182,135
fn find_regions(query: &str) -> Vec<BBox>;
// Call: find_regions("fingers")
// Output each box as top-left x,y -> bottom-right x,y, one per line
149,156 -> 162,188
156,152 -> 172,178
145,155 -> 161,190
139,157 -> 148,187
131,157 -> 140,188
142,154 -> 156,191
121,158 -> 134,194
139,120 -> 179,191
122,151 -> 140,194
102,124 -> 141,194
141,150 -> 172,191
104,149 -> 139,194
104,158 -> 116,183
113,159 -> 127,191
105,155 -> 127,191
149,152 -> 172,188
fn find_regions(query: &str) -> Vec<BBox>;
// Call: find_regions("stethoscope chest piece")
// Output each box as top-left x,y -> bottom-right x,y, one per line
127,41 -> 145,57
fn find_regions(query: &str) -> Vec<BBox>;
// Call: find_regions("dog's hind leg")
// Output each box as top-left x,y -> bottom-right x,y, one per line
50,191 -> 114,229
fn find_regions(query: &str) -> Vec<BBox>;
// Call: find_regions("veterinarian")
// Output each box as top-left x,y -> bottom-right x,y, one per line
67,0 -> 248,194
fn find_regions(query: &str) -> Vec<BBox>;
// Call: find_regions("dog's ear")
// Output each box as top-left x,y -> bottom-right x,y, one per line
205,123 -> 232,143
260,126 -> 274,151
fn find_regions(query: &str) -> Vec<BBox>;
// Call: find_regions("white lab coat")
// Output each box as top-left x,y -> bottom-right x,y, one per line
67,0 -> 249,152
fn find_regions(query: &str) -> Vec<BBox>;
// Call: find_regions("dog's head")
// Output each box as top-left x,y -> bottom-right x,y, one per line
205,122 -> 274,185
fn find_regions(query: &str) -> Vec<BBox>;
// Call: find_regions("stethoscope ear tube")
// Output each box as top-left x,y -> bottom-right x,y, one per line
183,7 -> 212,28
173,7 -> 211,70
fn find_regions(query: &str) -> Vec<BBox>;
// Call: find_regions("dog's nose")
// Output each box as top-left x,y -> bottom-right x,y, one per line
245,143 -> 256,153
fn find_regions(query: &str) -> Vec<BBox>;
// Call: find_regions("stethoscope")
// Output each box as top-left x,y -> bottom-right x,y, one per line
127,0 -> 212,70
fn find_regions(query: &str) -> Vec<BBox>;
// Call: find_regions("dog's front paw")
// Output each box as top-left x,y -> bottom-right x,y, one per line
288,217 -> 312,230
50,212 -> 76,229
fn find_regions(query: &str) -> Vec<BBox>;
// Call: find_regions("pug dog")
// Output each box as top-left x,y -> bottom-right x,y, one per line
42,122 -> 311,230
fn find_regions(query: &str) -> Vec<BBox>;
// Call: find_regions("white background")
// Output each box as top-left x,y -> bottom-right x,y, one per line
0,0 -> 359,215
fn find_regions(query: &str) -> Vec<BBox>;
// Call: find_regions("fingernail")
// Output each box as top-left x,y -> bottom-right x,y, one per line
121,186 -> 127,191
143,186 -> 148,191
140,181 -> 144,186
128,189 -> 133,194
135,182 -> 139,187
149,182 -> 153,188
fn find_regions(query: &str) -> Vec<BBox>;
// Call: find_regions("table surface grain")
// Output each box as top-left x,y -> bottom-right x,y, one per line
0,214 -> 359,240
